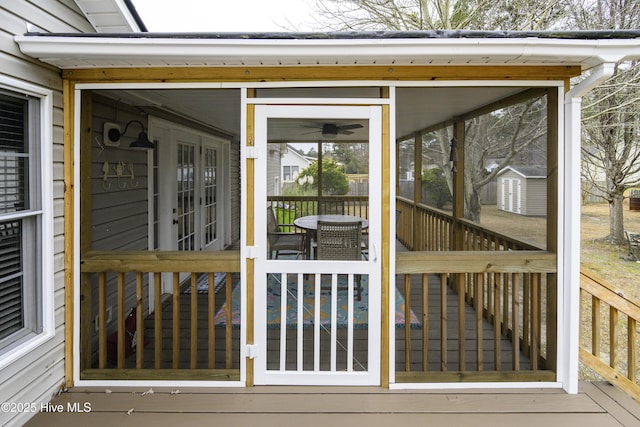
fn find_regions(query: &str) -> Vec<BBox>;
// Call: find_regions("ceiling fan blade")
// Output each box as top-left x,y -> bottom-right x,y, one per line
338,130 -> 355,135
337,123 -> 363,131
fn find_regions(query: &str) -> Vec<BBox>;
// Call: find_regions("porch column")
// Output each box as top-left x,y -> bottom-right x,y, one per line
561,63 -> 617,394
451,118 -> 465,251
412,131 -> 422,249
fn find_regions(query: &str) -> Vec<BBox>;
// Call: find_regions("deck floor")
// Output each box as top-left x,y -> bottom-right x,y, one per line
25,382 -> 640,427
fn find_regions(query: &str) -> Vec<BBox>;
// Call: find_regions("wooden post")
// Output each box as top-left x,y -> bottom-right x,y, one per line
413,131 -> 422,250
546,87 -> 559,372
246,91 -> 256,386
63,79 -> 75,385
381,88 -> 391,387
452,118 -> 465,251
78,91 -> 93,376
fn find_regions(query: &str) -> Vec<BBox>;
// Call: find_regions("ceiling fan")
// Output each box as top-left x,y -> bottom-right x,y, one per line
302,123 -> 364,138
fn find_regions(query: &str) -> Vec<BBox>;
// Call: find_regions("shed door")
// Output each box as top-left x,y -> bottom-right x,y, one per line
253,104 -> 382,386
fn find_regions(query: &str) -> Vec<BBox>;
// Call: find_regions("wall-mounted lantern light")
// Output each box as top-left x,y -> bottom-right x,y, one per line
107,120 -> 155,150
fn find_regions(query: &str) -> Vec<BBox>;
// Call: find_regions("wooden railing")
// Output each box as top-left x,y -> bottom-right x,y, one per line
395,251 -> 557,382
580,267 -> 640,402
80,250 -> 241,381
267,195 -> 369,226
395,197 -> 542,252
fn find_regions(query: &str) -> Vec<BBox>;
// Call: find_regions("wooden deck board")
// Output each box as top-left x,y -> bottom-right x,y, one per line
25,383 -> 639,427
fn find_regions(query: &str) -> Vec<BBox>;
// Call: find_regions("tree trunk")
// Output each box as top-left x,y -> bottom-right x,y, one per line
608,193 -> 626,244
465,185 -> 482,222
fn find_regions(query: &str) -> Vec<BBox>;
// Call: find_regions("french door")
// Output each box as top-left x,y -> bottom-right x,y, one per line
252,104 -> 382,385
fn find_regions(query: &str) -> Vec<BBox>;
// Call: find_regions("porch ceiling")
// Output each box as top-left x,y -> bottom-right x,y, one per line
96,86 -> 525,141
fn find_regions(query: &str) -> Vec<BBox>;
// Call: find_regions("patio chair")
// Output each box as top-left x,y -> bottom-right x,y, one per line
267,206 -> 305,259
624,230 -> 640,261
316,220 -> 363,300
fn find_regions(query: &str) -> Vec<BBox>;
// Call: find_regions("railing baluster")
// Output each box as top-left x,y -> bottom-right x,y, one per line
458,273 -> 465,371
136,272 -> 144,369
629,317 -> 637,383
190,273 -> 198,369
225,271 -> 233,369
493,273 -> 501,371
98,272 -> 107,369
117,272 -> 125,369
154,272 -> 162,369
610,307 -> 619,369
512,273 -> 520,370
208,272 -> 215,369
173,272 -> 180,369
404,274 -> 411,371
475,273 -> 483,371
440,273 -> 447,371
422,273 -> 429,371
592,295 -> 601,356
523,273 -> 531,357
502,273 -> 509,336
531,273 -> 540,370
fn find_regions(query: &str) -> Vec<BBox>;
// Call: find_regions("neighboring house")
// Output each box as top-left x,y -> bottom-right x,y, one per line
497,166 -> 547,216
2,2 -> 640,426
281,144 -> 313,184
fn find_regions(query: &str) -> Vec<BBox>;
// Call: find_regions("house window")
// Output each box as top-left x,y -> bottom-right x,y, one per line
283,165 -> 299,182
0,88 -> 45,355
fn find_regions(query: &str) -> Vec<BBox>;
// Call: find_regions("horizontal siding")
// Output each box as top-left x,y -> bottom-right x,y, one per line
0,2 -> 95,426
4,0 -> 93,33
526,179 -> 547,216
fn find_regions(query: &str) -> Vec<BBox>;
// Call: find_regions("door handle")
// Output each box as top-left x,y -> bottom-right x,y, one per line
373,243 -> 378,262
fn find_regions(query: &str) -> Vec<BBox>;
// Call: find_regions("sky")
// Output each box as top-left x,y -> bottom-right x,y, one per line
132,0 -> 315,32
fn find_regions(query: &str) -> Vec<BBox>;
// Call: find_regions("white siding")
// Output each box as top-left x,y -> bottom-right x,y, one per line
0,2 -> 94,426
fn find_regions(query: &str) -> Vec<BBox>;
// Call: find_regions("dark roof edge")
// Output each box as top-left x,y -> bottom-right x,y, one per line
122,0 -> 148,32
22,29 -> 640,40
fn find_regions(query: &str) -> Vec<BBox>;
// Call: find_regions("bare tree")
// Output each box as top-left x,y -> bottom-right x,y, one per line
565,0 -> 640,244
310,0 -> 565,31
580,62 -> 640,243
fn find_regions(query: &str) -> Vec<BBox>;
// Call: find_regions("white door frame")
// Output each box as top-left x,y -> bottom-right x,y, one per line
252,103 -> 382,386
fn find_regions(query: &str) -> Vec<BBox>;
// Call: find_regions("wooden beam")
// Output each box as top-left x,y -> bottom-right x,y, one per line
579,349 -> 640,403
81,250 -> 241,273
395,370 -> 556,383
80,369 -> 240,381
396,251 -> 557,274
62,65 -> 581,83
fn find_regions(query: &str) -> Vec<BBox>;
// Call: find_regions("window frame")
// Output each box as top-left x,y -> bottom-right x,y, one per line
0,76 -> 54,369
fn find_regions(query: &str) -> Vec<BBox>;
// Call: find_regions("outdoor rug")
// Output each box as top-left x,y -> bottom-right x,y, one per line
214,275 -> 420,329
